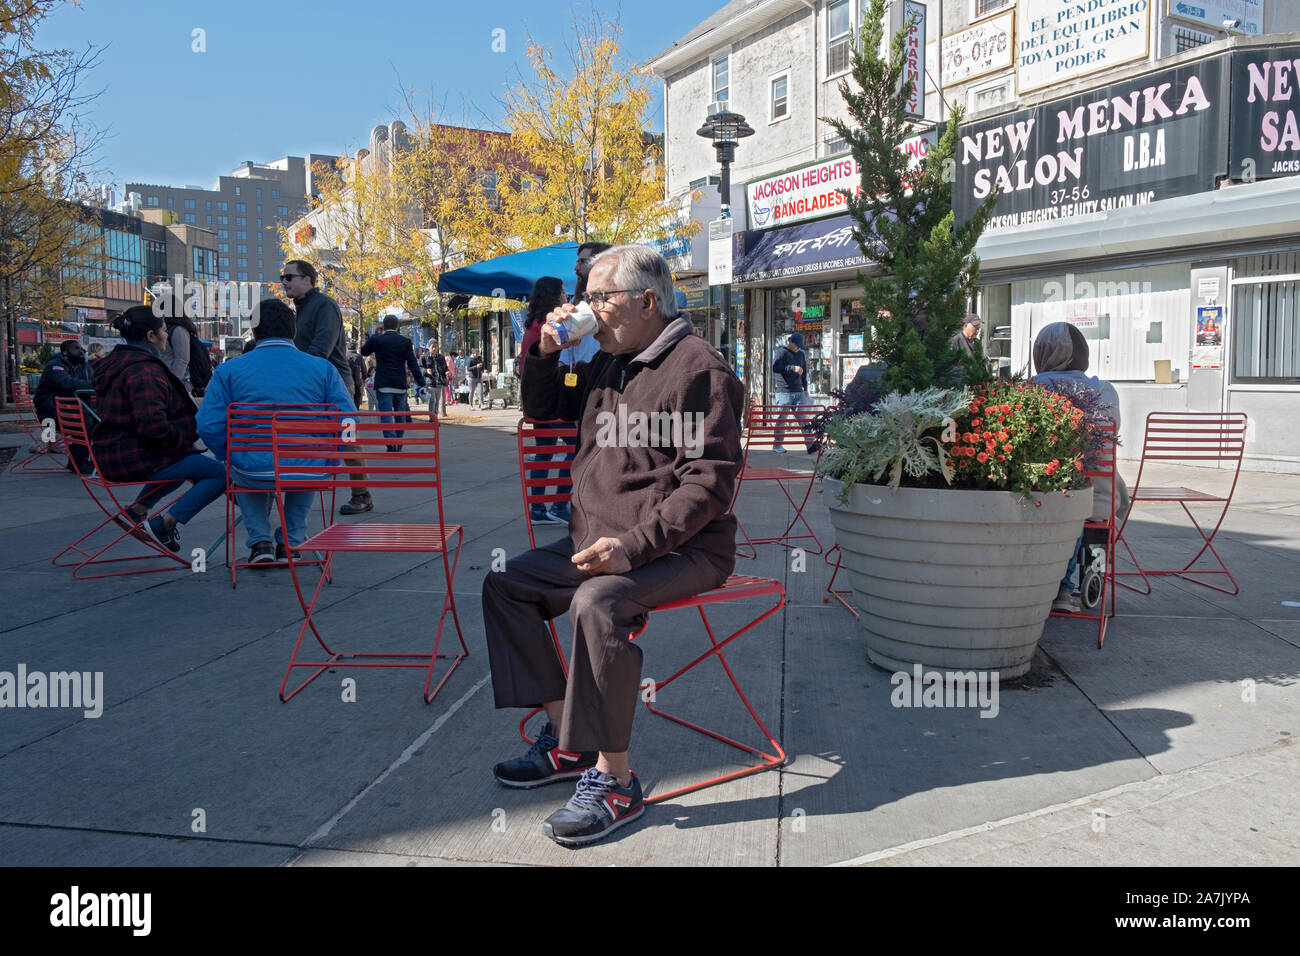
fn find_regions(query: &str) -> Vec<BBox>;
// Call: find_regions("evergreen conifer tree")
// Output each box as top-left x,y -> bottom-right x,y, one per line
826,0 -> 995,395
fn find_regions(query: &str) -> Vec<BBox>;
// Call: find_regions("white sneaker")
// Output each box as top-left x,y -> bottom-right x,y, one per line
771,446 -> 788,454
1051,589 -> 1082,614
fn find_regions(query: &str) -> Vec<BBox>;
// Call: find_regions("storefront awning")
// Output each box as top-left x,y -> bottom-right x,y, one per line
731,214 -> 874,284
437,241 -> 578,299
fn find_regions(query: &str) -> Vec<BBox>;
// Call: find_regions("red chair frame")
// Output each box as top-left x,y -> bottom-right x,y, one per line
9,380 -> 68,474
731,402 -> 826,559
271,409 -> 468,703
823,543 -> 859,617
515,417 -> 787,804
1049,423 -> 1119,648
50,397 -> 192,578
224,403 -> 337,588
1115,412 -> 1248,596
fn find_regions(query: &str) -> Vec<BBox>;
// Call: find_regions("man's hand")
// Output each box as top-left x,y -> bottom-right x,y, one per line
538,304 -> 575,355
790,365 -> 803,374
571,537 -> 631,575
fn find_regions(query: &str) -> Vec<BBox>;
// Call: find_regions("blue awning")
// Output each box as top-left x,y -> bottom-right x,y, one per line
732,214 -> 874,284
436,241 -> 579,299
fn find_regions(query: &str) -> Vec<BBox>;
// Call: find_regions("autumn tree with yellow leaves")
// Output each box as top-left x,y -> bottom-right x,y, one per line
480,16 -> 693,252
1,0 -> 104,407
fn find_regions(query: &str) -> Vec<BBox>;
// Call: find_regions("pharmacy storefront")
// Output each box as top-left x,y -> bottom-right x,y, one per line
956,38 -> 1300,471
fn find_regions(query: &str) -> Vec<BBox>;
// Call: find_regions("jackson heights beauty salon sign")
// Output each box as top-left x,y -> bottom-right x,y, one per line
954,55 -> 1227,232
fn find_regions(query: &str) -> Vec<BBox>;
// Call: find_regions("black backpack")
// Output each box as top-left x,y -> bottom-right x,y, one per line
165,318 -> 213,390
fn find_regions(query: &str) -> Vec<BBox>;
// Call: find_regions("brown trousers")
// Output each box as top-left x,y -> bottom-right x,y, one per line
483,539 -> 729,753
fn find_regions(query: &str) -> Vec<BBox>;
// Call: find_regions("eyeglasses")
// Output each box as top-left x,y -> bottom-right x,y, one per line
279,273 -> 304,282
582,289 -> 644,309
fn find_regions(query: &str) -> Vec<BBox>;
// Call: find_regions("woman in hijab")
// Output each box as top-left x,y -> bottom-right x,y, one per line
1030,321 -> 1127,613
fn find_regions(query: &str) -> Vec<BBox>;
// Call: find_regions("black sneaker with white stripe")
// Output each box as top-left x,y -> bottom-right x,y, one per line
542,768 -> 644,847
493,722 -> 597,789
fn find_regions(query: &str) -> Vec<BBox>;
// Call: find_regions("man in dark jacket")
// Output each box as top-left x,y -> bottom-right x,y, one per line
949,313 -> 981,359
770,332 -> 817,453
423,346 -> 448,416
346,344 -> 365,408
466,351 -> 484,408
35,340 -> 95,472
482,245 -> 743,847
361,315 -> 425,449
282,259 -> 371,514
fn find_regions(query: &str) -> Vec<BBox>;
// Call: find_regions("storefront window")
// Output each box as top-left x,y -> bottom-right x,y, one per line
772,285 -> 834,397
1233,251 -> 1300,384
1011,263 -> 1191,382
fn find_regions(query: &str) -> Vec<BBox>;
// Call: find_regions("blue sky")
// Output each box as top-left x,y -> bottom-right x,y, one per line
36,0 -> 717,194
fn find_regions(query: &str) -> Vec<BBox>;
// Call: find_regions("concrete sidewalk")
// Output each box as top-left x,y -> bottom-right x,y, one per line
0,418 -> 1297,866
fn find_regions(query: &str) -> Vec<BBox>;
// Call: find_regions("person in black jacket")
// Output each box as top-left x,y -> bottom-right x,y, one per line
466,351 -> 484,409
424,346 -> 448,416
770,333 -> 817,454
35,340 -> 96,473
346,343 -> 366,408
361,314 -> 425,449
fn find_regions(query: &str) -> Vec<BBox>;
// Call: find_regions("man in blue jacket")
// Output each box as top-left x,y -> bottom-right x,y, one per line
197,298 -> 356,565
361,314 -> 425,450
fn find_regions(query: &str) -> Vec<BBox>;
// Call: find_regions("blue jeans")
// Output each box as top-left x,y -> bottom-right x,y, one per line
1062,532 -> 1083,593
375,390 -> 411,440
231,468 -> 315,549
527,430 -> 574,516
774,390 -> 814,449
132,453 -> 227,524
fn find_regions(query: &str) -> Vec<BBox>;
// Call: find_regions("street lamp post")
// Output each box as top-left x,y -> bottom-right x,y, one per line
697,107 -> 754,373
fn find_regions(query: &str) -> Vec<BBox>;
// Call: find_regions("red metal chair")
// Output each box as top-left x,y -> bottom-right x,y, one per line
1050,423 -> 1119,648
514,417 -> 787,803
224,403 -> 337,588
823,543 -> 859,617
731,401 -> 826,559
270,409 -> 468,703
1115,412 -> 1248,596
10,380 -> 68,474
50,397 -> 192,578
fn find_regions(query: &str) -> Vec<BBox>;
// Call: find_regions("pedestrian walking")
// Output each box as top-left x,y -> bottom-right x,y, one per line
770,332 -> 818,453
425,344 -> 448,417
361,314 -> 425,450
467,351 -> 484,409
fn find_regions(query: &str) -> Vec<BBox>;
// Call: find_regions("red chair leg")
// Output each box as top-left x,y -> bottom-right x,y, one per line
823,543 -> 858,617
641,598 -> 787,803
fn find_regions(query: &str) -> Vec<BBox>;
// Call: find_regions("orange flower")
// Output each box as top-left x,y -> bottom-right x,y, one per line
977,452 -> 989,463
1003,443 -> 1013,453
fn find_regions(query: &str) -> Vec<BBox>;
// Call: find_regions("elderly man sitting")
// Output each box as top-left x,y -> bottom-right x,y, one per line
482,245 -> 744,847
196,298 -> 356,565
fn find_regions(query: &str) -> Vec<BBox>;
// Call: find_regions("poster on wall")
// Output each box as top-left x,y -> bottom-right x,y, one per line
1227,44 -> 1300,181
942,11 -> 1014,88
1016,0 -> 1152,94
954,55 -> 1228,230
1196,305 -> 1224,346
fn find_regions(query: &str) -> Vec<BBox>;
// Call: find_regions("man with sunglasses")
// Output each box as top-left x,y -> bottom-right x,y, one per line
282,260 -> 372,515
483,244 -> 744,847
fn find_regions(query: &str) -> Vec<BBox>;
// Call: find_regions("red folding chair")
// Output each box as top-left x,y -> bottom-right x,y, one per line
270,409 -> 468,703
515,417 -> 787,803
9,380 -> 69,474
50,397 -> 192,578
731,402 -> 826,559
1050,423 -> 1119,648
823,543 -> 859,617
1115,412 -> 1248,596
224,403 -> 337,588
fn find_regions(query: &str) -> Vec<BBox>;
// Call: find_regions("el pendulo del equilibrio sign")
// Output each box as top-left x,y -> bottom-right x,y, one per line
954,55 -> 1227,231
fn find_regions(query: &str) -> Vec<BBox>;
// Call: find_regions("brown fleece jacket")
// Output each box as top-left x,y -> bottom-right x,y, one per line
521,314 -> 743,575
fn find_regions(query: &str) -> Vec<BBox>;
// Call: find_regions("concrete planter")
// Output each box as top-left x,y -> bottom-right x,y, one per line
823,478 -> 1092,679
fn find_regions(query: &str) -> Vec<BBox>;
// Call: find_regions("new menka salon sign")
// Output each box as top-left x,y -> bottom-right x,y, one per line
954,56 -> 1227,231
746,132 -> 934,230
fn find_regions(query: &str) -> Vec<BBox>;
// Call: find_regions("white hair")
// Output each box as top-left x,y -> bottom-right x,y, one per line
592,244 -> 680,318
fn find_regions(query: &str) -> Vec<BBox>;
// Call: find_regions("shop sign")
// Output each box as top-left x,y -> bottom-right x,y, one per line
732,214 -> 873,283
675,275 -> 709,309
1228,44 -> 1300,181
1016,0 -> 1152,95
892,1 -> 927,119
709,217 -> 733,285
746,131 -> 934,230
1167,0 -> 1262,36
942,11 -> 1014,88
955,55 -> 1227,231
